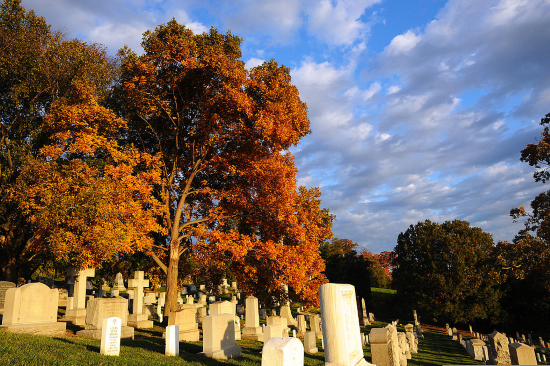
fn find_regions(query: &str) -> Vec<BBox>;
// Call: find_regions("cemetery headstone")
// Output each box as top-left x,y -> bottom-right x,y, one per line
361,297 -> 369,325
370,326 -> 399,366
165,308 -> 199,341
404,323 -> 418,353
466,338 -> 486,361
319,283 -> 370,366
488,331 -> 511,365
76,297 -> 134,339
280,303 -> 297,326
0,282 -> 66,337
509,343 -> 537,365
199,314 -> 242,359
304,331 -> 318,354
262,337 -> 304,366
242,296 -> 263,341
297,314 -> 307,337
165,325 -> 179,356
100,317 -> 121,356
310,314 -> 323,339
127,271 -> 153,329
61,267 -> 95,326
0,281 -> 16,314
263,324 -> 283,343
113,272 -> 125,291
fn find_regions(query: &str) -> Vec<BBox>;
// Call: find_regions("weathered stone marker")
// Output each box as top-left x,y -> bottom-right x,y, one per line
262,337 -> 304,366
319,283 -> 370,366
1,282 -> 66,337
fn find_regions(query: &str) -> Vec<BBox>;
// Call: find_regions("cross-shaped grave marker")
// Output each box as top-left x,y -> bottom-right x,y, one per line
128,271 -> 149,315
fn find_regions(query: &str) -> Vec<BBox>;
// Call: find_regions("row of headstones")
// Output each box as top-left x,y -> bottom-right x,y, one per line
445,323 -> 546,365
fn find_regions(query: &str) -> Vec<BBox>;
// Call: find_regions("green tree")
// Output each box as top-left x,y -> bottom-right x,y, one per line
393,219 -> 501,325
320,238 -> 371,301
501,112 -> 550,331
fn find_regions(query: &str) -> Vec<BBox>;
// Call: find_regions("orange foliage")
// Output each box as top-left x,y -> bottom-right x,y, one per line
120,22 -> 331,311
17,81 -> 165,269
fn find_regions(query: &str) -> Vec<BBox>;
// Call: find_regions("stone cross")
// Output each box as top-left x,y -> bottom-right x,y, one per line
67,267 -> 95,309
128,271 -> 149,315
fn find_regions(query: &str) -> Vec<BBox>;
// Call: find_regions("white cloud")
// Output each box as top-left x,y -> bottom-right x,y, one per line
245,58 -> 266,70
384,30 -> 421,55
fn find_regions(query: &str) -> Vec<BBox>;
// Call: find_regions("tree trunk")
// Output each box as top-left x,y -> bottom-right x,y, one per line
164,238 -> 180,317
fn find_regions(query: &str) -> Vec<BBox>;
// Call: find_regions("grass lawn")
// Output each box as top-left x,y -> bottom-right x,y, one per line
0,317 -> 483,365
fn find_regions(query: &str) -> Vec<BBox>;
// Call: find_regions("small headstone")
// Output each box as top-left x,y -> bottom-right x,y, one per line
165,308 -> 199,341
100,317 -> 121,356
113,273 -> 126,291
262,337 -> 304,366
0,281 -> 16,314
199,314 -> 241,359
304,331 -> 318,353
509,343 -> 537,365
165,325 -> 179,356
76,297 -> 134,339
280,303 -> 297,326
263,324 -> 283,343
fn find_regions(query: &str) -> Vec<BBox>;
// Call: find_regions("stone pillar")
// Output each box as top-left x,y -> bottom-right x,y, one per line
61,267 -> 95,326
242,296 -> 262,341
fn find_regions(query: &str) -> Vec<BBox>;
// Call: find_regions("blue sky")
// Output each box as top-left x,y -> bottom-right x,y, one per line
22,0 -> 550,253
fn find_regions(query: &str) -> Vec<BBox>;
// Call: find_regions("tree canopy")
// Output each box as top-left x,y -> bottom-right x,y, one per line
393,219 -> 501,325
118,20 -> 331,313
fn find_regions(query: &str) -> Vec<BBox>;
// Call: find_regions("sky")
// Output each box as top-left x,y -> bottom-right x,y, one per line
21,0 -> 550,254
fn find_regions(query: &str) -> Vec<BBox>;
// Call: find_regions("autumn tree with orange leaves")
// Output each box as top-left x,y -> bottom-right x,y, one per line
118,21 -> 332,314
0,0 -> 147,281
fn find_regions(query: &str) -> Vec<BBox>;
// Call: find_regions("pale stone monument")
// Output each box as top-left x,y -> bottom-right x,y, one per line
127,271 -> 153,329
113,272 -> 125,291
267,315 -> 289,337
165,325 -> 179,356
242,296 -> 263,341
100,317 -> 121,356
76,297 -> 134,339
210,300 -> 240,340
509,343 -> 537,365
310,314 -> 323,339
297,314 -> 307,337
404,323 -> 418,353
488,331 -> 511,365
398,332 -> 411,360
165,308 -> 199,341
199,314 -> 242,359
319,283 -> 370,366
263,324 -> 283,343
61,267 -> 95,326
304,331 -> 318,353
361,297 -> 370,325
279,303 -> 297,326
370,326 -> 400,366
466,338 -> 485,361
262,337 -> 304,366
0,281 -> 16,315
1,282 -> 66,337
